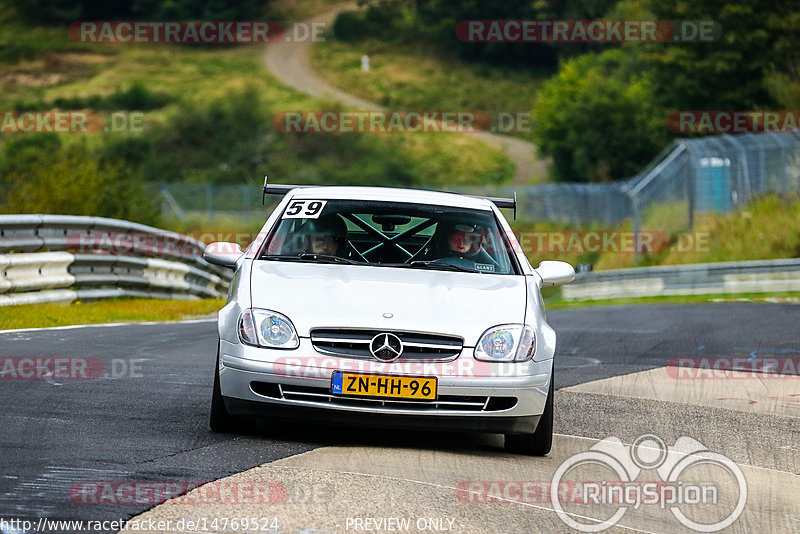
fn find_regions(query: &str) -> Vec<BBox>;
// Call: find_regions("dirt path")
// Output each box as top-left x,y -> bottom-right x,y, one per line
263,5 -> 549,184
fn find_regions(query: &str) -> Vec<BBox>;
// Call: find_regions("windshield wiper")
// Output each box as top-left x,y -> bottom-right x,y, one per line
299,253 -> 363,265
408,260 -> 478,273
261,254 -> 363,265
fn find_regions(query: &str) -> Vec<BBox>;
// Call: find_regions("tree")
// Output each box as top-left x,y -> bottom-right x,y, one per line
533,48 -> 668,182
642,0 -> 799,110
7,0 -> 268,24
0,142 -> 159,224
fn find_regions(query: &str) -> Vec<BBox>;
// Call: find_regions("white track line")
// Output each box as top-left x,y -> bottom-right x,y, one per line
0,318 -> 216,335
263,463 -> 658,534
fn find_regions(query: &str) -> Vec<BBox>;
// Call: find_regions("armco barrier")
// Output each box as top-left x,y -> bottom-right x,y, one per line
1,252 -> 76,293
0,214 -> 232,306
562,258 -> 800,301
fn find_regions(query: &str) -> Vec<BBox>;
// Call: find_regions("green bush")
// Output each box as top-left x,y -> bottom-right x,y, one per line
105,82 -> 170,110
136,87 -> 270,184
112,88 -> 510,187
329,0 -> 627,69
640,0 -> 795,111
332,11 -> 370,42
533,49 -> 669,182
332,3 -> 418,44
0,142 -> 160,224
14,83 -> 169,112
0,134 -> 63,172
7,0 -> 269,24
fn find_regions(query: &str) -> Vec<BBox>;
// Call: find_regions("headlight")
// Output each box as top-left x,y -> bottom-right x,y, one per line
474,324 -> 535,362
238,309 -> 299,349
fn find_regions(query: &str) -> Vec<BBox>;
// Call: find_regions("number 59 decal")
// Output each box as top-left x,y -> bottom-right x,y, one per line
282,200 -> 327,219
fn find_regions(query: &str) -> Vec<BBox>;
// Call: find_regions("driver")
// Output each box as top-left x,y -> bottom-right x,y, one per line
433,221 -> 499,272
300,214 -> 348,256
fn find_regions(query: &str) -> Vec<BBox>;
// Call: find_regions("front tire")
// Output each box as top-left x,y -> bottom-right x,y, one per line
209,345 -> 252,433
504,372 -> 554,456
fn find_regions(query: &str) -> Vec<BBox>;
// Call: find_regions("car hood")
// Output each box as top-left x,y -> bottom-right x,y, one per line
250,261 -> 527,346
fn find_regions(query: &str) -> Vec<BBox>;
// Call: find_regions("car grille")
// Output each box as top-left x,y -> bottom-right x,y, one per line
251,382 -> 517,412
310,328 -> 463,360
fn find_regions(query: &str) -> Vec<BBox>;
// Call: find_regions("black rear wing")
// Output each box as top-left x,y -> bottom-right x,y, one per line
262,178 -> 517,219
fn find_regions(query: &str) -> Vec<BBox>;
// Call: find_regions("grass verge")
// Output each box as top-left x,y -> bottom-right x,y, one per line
518,194 -> 800,272
0,298 -> 225,330
310,39 -> 545,142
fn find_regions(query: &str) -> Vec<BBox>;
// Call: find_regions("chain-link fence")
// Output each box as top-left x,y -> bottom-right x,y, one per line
154,131 -> 800,231
154,183 -> 282,222
623,132 -> 800,235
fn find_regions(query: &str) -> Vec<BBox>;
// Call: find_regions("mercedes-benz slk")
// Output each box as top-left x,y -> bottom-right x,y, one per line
204,185 -> 574,455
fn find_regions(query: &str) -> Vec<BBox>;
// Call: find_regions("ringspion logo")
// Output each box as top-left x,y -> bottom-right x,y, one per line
551,434 -> 746,532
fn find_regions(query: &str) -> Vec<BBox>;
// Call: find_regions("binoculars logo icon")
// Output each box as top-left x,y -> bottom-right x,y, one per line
551,434 -> 747,532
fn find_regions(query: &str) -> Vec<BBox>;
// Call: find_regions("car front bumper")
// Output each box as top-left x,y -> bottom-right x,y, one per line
218,338 -> 553,434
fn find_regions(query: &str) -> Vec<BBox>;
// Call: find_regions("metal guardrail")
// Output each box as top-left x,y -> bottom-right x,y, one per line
5,217 -> 794,305
562,258 -> 800,301
0,215 -> 232,306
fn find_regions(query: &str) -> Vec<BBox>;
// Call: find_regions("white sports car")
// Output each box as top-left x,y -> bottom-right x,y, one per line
203,184 -> 574,455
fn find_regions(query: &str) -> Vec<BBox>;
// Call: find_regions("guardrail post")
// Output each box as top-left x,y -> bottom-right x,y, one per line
680,141 -> 696,229
626,190 -> 642,266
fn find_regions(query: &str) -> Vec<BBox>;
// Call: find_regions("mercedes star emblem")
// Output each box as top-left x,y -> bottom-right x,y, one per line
369,333 -> 403,362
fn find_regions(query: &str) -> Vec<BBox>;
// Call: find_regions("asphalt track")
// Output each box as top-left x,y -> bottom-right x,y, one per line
0,303 -> 798,533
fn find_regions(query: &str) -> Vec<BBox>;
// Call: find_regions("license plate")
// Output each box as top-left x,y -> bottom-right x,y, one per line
331,371 -> 437,400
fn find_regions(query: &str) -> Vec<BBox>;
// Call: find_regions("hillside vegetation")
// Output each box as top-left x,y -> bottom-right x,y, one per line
322,0 -> 800,183
0,3 -> 512,227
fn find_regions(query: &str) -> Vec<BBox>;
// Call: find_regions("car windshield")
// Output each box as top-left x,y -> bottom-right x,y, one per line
259,199 -> 519,275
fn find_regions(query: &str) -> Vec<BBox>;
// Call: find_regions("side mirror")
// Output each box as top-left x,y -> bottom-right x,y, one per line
203,242 -> 243,269
535,260 -> 575,287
